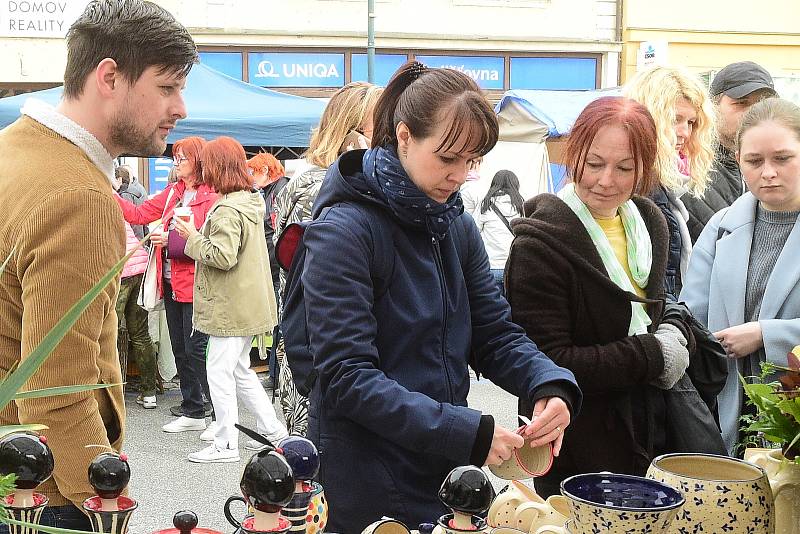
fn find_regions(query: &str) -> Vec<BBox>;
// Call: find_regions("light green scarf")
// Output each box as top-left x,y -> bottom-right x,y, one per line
559,183 -> 652,335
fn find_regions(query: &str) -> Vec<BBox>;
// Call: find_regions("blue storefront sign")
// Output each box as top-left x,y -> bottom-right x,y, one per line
510,57 -> 597,90
415,55 -> 504,90
351,54 -> 408,86
148,157 -> 173,195
248,53 -> 345,88
199,52 -> 243,80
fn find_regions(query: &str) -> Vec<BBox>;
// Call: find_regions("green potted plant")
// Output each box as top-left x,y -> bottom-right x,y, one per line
740,350 -> 800,534
0,238 -> 145,534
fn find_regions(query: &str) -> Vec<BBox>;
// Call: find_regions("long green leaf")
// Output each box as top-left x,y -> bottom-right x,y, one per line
14,383 -> 123,400
0,233 -> 150,413
2,516 -> 92,534
0,424 -> 47,439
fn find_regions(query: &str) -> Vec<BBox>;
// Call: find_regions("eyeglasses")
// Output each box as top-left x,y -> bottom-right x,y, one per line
173,156 -> 188,164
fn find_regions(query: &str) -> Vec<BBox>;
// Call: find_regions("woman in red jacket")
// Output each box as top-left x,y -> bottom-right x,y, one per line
115,136 -> 219,433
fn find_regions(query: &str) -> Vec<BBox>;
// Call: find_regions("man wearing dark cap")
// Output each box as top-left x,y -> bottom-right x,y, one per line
681,61 -> 777,242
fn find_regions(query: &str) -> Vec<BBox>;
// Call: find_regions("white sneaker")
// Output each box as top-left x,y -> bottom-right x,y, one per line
162,416 -> 206,433
199,421 -> 218,442
187,444 -> 240,463
140,396 -> 157,409
244,439 -> 268,451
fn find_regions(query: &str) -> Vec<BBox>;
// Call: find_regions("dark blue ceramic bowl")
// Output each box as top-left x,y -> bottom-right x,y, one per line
561,473 -> 684,511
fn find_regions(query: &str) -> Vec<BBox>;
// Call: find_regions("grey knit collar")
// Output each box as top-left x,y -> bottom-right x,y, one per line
756,203 -> 800,224
20,98 -> 115,184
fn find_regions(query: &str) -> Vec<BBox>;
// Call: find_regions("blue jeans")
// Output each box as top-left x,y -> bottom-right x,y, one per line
0,504 -> 92,532
491,268 -> 505,296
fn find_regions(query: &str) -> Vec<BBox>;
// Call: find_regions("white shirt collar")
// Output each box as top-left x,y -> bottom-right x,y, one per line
20,98 -> 115,183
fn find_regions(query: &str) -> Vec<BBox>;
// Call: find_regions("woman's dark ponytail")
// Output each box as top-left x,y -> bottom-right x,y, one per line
371,61 -> 428,148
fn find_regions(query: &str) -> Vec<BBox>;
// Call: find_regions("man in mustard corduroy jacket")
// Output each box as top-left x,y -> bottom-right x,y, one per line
0,1 -> 197,529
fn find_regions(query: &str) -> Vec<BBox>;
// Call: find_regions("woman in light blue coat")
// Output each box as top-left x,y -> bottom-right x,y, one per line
681,98 -> 800,454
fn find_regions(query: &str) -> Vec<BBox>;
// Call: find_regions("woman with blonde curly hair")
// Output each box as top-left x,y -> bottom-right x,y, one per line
625,66 -> 717,299
273,81 -> 383,436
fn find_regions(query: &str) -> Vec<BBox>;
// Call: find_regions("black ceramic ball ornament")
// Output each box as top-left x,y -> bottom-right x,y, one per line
438,466 -> 495,515
88,452 -> 131,500
173,510 -> 199,534
240,450 -> 294,513
279,436 -> 319,482
0,432 -> 54,489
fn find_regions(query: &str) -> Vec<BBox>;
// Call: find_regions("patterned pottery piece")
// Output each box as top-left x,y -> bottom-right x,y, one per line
82,495 -> 137,534
489,441 -> 553,480
283,482 -> 327,534
532,519 -> 575,534
747,449 -> 800,534
487,480 -> 544,528
561,473 -> 684,534
4,492 -> 47,534
647,453 -> 775,534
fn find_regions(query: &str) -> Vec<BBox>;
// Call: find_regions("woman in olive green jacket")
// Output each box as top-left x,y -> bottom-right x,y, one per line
175,137 -> 288,464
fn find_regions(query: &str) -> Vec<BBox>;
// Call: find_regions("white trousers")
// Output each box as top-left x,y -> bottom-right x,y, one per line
206,335 -> 287,449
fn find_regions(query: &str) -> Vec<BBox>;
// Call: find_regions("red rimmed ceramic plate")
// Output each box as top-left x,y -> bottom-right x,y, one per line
488,430 -> 554,480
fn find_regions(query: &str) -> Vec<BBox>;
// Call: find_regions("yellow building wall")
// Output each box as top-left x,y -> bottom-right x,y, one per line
621,0 -> 800,83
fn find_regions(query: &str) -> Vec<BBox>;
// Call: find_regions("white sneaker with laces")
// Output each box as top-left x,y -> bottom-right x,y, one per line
140,396 -> 157,409
244,439 -> 268,451
162,416 -> 206,433
199,421 -> 218,442
187,444 -> 240,463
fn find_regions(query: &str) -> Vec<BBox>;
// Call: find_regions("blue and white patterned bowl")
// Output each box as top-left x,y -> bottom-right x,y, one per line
560,473 -> 684,534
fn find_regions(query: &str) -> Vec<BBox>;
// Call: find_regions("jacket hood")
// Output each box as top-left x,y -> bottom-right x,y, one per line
313,149 -> 388,218
513,193 -> 665,304
214,190 -> 265,224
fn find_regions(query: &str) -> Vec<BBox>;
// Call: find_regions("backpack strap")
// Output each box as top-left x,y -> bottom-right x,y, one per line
489,201 -> 514,234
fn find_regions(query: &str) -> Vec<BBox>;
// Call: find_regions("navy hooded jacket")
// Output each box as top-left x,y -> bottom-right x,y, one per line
302,149 -> 581,533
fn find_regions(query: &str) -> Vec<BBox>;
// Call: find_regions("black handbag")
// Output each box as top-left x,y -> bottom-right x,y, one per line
661,300 -> 728,420
663,373 -> 727,455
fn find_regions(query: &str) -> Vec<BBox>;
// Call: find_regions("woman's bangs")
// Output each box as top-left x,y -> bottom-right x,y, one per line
434,99 -> 497,157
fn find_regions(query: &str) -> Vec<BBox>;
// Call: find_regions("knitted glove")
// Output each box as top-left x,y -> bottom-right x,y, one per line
651,322 -> 690,389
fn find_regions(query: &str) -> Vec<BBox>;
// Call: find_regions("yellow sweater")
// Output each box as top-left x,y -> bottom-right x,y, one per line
595,215 -> 646,298
0,116 -> 126,507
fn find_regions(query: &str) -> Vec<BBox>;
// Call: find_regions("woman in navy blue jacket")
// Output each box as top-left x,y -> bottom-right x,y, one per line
301,61 -> 581,534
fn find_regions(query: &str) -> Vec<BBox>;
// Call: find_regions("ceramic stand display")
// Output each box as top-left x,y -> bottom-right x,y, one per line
225,448 -> 295,534
646,452 -> 775,534
152,511 -> 224,534
0,432 -> 55,534
280,436 -> 327,534
746,448 -> 800,534
433,466 -> 494,534
82,452 -> 137,534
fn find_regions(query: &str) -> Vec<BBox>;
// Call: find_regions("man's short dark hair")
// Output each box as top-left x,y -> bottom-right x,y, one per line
63,0 -> 197,99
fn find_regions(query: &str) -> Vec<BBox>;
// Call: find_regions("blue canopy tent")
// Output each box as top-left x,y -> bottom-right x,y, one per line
480,88 -> 622,198
0,62 -> 326,149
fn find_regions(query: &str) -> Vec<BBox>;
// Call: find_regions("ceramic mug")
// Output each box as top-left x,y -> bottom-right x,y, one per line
360,517 -> 410,534
488,481 -> 545,528
647,452 -> 775,534
747,448 -> 800,534
514,495 -> 570,532
282,482 -> 327,534
561,473 -> 684,534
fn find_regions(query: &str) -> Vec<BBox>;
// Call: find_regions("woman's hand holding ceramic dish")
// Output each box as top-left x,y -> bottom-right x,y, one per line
485,425 -> 525,466
522,397 -> 571,456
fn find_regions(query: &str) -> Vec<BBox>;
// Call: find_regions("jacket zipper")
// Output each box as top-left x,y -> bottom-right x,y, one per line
432,237 -> 454,403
